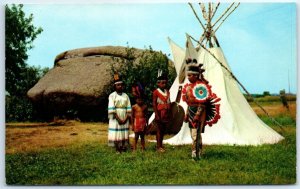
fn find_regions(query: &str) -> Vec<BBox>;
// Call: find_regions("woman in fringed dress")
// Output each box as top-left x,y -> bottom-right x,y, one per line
108,74 -> 131,153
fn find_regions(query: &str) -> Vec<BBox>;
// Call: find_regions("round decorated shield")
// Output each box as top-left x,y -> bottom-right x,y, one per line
192,82 -> 211,103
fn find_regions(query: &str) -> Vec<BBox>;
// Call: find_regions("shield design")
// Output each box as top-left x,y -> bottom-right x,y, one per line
192,82 -> 211,103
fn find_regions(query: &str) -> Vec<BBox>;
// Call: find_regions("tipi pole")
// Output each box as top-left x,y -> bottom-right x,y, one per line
188,34 -> 285,131
199,3 -> 214,47
188,3 -> 206,30
214,3 -> 240,33
212,3 -> 235,28
189,3 -> 208,44
211,2 -> 220,20
208,3 -> 212,20
200,3 -> 209,22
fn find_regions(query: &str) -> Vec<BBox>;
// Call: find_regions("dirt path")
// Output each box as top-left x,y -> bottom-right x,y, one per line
6,121 -> 108,154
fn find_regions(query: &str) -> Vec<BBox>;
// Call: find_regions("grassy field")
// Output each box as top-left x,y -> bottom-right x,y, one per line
5,101 -> 296,185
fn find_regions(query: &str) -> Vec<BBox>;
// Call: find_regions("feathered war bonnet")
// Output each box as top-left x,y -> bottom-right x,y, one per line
113,73 -> 123,85
185,58 -> 205,75
157,69 -> 168,82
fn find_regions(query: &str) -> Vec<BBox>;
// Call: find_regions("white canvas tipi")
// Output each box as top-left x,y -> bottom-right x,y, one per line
152,3 -> 284,145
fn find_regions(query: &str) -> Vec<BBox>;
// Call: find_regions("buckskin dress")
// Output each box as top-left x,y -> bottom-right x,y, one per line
107,91 -> 132,146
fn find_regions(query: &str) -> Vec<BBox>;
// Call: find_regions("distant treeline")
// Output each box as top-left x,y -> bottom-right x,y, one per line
244,93 -> 296,102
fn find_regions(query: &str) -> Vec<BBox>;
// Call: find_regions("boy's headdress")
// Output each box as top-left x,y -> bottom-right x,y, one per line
186,58 -> 205,75
114,73 -> 123,84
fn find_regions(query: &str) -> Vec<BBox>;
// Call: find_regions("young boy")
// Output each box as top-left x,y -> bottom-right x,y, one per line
131,96 -> 148,151
108,74 -> 131,153
152,70 -> 170,152
182,59 -> 220,160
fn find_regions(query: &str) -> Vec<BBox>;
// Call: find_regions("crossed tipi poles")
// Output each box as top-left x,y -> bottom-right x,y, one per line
177,3 -> 281,128
188,2 -> 240,49
175,2 -> 240,86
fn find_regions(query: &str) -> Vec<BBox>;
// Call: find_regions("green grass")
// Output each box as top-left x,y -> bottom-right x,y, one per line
259,115 -> 296,127
6,124 -> 296,185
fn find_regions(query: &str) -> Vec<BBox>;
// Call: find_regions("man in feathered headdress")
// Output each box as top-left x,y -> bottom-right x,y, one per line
182,58 -> 221,160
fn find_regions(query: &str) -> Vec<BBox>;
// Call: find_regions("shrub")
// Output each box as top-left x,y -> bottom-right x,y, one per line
6,95 -> 35,122
112,46 -> 176,106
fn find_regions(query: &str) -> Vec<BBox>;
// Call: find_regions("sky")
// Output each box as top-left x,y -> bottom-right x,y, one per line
0,1 -> 299,188
3,0 -> 298,95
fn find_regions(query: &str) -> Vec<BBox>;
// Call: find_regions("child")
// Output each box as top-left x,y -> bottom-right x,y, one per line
108,74 -> 131,153
131,96 -> 148,151
182,59 -> 221,160
152,70 -> 170,152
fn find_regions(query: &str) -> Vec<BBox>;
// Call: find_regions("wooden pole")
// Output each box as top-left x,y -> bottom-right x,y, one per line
211,2 -> 220,20
200,3 -> 209,22
188,3 -> 206,30
209,3 -> 212,19
188,3 -> 208,46
212,3 -> 235,28
214,3 -> 240,33
207,3 -> 213,48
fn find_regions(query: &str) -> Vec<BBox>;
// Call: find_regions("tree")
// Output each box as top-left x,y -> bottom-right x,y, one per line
5,4 -> 45,121
113,46 -> 176,106
5,4 -> 43,96
6,65 -> 49,121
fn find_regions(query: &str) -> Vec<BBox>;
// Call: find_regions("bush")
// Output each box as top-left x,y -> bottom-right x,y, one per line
112,46 -> 176,106
263,91 -> 270,96
6,95 -> 35,122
